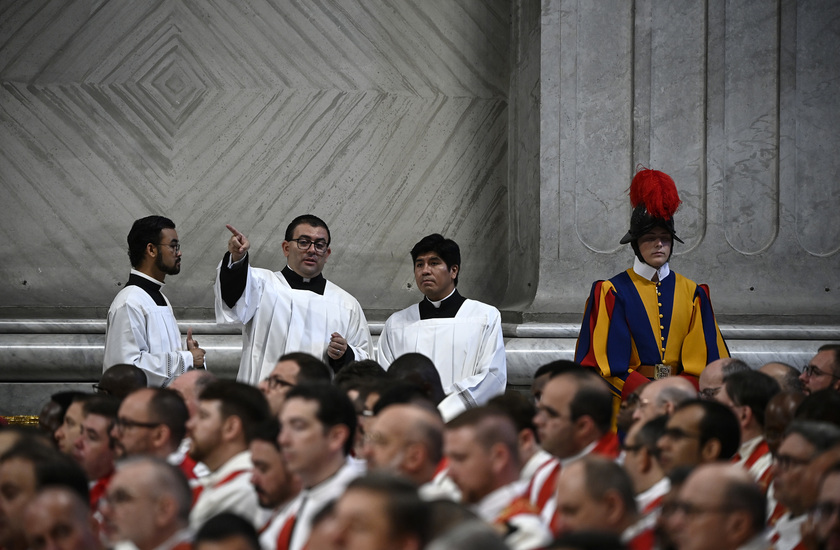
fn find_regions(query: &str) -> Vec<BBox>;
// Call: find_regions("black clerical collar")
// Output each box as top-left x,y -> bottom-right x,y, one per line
125,272 -> 167,306
282,266 -> 327,295
418,289 -> 466,320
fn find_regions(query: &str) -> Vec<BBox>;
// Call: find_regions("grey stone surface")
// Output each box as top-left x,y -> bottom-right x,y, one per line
1,1 -> 838,410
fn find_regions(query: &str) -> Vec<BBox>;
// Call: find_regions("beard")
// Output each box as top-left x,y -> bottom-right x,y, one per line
156,254 -> 181,275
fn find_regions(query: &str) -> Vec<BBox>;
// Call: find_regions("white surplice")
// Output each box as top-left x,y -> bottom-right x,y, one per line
103,269 -> 192,387
377,299 -> 507,421
214,263 -> 372,385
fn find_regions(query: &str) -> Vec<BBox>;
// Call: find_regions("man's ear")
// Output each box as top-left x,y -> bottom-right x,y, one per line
402,442 -> 425,473
450,264 -> 459,279
700,438 -> 722,462
602,490 -> 626,527
221,415 -> 243,442
327,424 -> 351,454
146,242 -> 158,259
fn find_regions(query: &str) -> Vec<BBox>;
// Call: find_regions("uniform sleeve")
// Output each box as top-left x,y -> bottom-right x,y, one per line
103,300 -> 192,387
437,309 -> 507,422
343,298 -> 373,364
575,280 -> 635,379
680,283 -> 730,376
376,319 -> 396,369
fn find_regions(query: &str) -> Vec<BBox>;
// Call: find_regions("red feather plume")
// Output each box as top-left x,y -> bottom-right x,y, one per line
629,169 -> 681,220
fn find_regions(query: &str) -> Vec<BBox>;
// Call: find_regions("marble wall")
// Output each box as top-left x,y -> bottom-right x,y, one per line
1,0 -> 839,413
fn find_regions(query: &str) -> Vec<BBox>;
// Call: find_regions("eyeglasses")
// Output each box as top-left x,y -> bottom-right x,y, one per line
802,364 -> 840,380
699,387 -> 721,400
265,376 -> 295,391
288,237 -> 328,254
157,241 -> 181,253
662,427 -> 702,441
92,383 -> 112,395
114,417 -> 162,431
773,453 -> 812,471
812,501 -> 840,523
621,442 -> 646,453
665,500 -> 733,517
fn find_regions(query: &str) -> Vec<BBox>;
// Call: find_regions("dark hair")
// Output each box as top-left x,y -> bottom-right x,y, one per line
634,415 -> 669,455
83,394 -> 121,420
560,370 -> 613,434
410,234 -> 461,286
345,473 -> 430,546
99,364 -> 148,398
723,476 -> 767,535
372,381 -> 438,416
488,391 -> 537,434
251,418 -> 281,451
388,353 -> 446,405
580,457 -> 637,516
286,383 -> 357,457
1,439 -> 89,503
676,399 -> 740,459
82,394 -> 121,448
198,381 -> 271,443
333,359 -> 388,393
146,388 -> 190,444
784,420 -> 840,453
817,344 -> 840,377
194,512 -> 260,550
278,352 -> 333,383
534,360 -> 587,380
796,389 -> 840,426
723,370 -> 780,428
284,214 -> 330,244
446,407 -> 519,466
127,216 -> 176,268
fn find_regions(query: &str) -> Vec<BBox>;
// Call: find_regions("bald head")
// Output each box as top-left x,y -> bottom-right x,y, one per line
760,362 -> 804,393
169,369 -> 216,418
675,464 -> 765,550
699,358 -> 750,399
633,376 -> 697,425
364,403 -> 445,485
764,392 -> 805,456
24,488 -> 102,550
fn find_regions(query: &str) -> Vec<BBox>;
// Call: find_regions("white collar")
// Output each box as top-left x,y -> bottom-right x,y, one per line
632,257 -> 670,282
427,287 -> 457,308
130,268 -> 165,287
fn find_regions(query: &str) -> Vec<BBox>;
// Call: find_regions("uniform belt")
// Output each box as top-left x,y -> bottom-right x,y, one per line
635,364 -> 680,380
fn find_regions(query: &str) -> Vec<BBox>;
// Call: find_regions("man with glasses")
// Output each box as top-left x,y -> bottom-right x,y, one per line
623,416 -> 670,516
631,376 -> 697,426
812,460 -> 840,550
799,344 -> 840,396
670,463 -> 766,550
656,399 -> 740,475
110,388 -> 199,479
259,352 -> 332,417
215,215 -> 372,385
104,215 -> 205,387
697,357 -> 751,401
768,421 -> 840,550
377,233 -> 507,421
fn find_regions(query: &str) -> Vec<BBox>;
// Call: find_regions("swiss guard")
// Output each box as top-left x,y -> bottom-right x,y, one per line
574,168 -> 730,401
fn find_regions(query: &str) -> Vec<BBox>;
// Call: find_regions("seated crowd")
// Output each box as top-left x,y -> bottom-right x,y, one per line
2,345 -> 840,550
